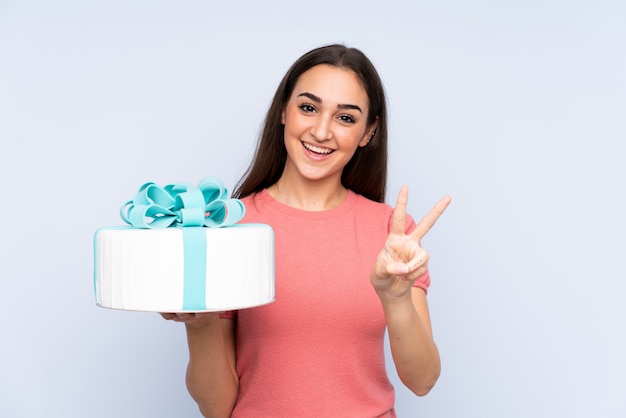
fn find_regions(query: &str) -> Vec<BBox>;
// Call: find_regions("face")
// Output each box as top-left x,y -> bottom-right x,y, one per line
280,64 -> 377,186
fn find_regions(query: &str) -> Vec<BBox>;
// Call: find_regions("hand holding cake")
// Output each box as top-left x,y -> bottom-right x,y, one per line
160,312 -> 221,329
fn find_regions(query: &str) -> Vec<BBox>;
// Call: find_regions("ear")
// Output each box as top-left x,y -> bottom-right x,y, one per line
359,118 -> 379,147
281,107 -> 286,125
358,135 -> 370,147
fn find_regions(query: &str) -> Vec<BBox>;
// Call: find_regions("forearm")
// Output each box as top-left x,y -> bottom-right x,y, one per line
185,317 -> 238,418
378,289 -> 441,396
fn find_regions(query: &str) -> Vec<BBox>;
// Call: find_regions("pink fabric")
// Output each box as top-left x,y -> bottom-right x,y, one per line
227,190 -> 429,417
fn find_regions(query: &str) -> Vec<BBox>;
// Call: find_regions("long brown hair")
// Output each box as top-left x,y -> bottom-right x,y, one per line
233,44 -> 388,203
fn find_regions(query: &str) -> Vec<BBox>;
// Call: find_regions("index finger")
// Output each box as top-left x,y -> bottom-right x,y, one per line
411,195 -> 452,240
390,185 -> 410,235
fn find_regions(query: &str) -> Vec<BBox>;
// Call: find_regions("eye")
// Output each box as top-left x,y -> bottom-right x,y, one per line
298,103 -> 316,113
338,114 -> 356,124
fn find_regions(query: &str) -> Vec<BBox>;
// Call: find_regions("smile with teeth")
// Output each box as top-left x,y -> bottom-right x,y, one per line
302,142 -> 334,155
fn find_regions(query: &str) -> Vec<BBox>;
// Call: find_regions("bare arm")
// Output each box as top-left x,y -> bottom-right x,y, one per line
377,287 -> 440,395
162,312 -> 238,417
371,186 -> 451,395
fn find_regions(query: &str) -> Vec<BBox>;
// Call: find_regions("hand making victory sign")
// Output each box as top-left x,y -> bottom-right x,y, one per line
371,186 -> 452,298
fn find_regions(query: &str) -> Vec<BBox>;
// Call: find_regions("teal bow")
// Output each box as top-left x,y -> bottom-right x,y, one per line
120,177 -> 245,228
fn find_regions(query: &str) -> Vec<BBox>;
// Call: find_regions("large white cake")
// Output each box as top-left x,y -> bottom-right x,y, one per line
94,224 -> 275,312
93,177 -> 275,313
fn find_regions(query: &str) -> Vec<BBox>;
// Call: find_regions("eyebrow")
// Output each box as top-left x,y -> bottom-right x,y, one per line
297,92 -> 363,113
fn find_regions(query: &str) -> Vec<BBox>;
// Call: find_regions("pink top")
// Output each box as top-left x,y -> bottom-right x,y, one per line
228,190 -> 429,417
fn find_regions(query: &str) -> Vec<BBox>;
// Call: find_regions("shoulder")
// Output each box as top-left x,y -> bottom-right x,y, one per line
351,192 -> 415,233
352,193 -> 392,223
352,192 -> 393,213
239,192 -> 266,223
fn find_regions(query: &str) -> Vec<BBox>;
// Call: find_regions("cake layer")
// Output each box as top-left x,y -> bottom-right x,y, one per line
94,224 -> 274,312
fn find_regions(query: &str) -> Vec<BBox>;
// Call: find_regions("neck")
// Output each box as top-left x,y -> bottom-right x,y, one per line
268,176 -> 348,211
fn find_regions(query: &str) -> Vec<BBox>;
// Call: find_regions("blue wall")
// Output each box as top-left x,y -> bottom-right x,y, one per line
1,1 -> 624,416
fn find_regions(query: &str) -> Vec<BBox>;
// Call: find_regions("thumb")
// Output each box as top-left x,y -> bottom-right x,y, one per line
389,261 -> 410,275
381,261 -> 409,276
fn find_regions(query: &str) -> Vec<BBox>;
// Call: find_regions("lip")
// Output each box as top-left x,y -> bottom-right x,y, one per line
301,141 -> 335,159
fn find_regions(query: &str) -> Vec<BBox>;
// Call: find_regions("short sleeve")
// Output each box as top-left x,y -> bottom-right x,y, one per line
413,271 -> 430,293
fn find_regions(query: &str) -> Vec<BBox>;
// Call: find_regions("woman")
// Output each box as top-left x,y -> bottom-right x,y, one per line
162,44 -> 451,417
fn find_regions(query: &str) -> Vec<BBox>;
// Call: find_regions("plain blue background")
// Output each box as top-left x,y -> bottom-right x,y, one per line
1,1 -> 624,417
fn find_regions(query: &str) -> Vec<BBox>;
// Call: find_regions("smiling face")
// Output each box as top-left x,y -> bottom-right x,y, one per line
280,64 -> 377,188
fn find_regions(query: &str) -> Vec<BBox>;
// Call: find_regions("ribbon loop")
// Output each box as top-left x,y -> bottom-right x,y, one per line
198,176 -> 228,202
140,183 -> 177,207
121,178 -> 245,229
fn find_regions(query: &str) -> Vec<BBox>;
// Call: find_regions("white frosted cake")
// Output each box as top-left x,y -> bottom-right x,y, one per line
93,177 -> 275,313
94,225 -> 274,312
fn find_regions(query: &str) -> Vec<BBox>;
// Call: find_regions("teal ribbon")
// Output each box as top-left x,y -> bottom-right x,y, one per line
119,177 -> 245,311
120,176 -> 245,229
182,227 -> 207,310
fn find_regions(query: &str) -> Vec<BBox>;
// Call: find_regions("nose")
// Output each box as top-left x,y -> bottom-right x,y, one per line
310,116 -> 332,142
